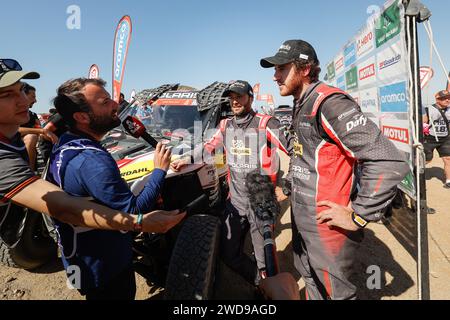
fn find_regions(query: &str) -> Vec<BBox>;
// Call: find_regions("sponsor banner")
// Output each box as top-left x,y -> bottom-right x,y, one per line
358,56 -> 376,87
375,1 -> 401,48
112,15 -> 132,103
334,53 -> 345,74
350,92 -> 360,106
88,64 -> 99,79
336,75 -> 346,90
344,42 -> 357,67
324,0 -> 414,198
377,40 -> 406,82
359,87 -> 379,113
356,25 -> 375,59
380,81 -> 407,113
253,83 -> 261,95
419,67 -> 434,89
380,119 -> 411,153
257,94 -> 274,103
327,62 -> 336,80
345,66 -> 358,91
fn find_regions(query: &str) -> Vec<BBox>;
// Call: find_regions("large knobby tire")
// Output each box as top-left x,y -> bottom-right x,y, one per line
164,215 -> 221,300
0,211 -> 58,270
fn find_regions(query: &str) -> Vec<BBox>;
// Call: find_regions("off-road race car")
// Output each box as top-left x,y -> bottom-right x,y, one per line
0,82 -> 252,300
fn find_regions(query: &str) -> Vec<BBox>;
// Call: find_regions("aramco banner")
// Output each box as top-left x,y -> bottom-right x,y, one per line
88,64 -> 99,79
325,0 -> 416,198
112,15 -> 132,103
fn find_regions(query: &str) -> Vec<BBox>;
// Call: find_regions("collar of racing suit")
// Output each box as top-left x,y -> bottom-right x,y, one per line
233,110 -> 256,129
292,81 -> 322,120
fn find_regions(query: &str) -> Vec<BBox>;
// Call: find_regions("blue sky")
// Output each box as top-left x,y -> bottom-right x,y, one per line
2,0 -> 449,113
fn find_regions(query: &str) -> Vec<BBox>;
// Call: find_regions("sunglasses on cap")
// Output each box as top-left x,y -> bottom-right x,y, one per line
0,59 -> 23,74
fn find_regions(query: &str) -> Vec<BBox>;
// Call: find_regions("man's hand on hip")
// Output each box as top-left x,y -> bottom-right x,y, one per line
316,200 -> 360,231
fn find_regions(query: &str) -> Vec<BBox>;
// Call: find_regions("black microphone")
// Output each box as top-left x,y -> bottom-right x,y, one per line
246,170 -> 280,278
122,116 -> 159,148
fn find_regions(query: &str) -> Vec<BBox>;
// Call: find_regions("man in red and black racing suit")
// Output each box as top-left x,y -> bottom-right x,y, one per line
261,40 -> 409,299
172,80 -> 292,286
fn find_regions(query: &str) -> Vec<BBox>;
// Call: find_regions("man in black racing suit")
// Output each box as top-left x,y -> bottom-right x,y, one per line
172,80 -> 292,286
260,40 -> 409,299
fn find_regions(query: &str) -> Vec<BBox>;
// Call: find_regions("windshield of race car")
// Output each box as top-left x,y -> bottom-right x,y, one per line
123,91 -> 201,139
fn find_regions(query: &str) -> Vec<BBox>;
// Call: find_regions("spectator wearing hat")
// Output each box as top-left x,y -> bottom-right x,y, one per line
0,58 -> 185,280
423,90 -> 450,188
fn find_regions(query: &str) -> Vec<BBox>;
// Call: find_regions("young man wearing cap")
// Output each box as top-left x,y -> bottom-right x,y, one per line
0,59 -> 185,287
16,83 -> 59,170
423,90 -> 450,188
260,40 -> 409,299
172,80 -> 292,287
45,78 -> 176,299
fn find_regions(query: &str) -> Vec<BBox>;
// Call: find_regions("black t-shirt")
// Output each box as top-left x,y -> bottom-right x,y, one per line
20,111 -> 41,129
0,133 -> 38,203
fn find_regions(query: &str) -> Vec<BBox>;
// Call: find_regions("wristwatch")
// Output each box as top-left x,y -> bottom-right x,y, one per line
133,213 -> 144,232
351,211 -> 368,228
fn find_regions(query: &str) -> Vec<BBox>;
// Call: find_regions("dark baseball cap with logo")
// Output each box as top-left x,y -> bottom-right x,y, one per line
260,40 -> 319,68
0,59 -> 40,89
435,90 -> 450,99
225,80 -> 254,97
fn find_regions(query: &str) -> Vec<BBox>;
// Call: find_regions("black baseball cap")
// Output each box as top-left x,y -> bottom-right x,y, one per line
260,40 -> 318,68
225,80 -> 254,97
0,59 -> 40,88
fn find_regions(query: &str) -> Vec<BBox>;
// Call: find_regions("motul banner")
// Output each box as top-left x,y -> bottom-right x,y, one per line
419,66 -> 434,89
112,15 -> 132,103
253,83 -> 261,95
88,64 -> 99,79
